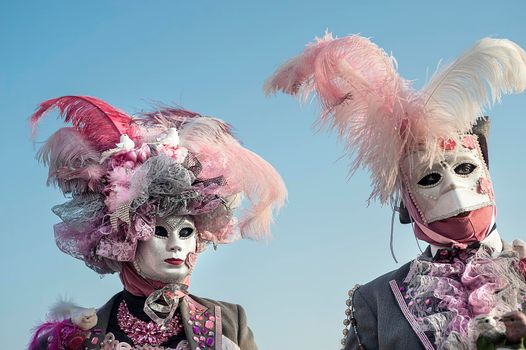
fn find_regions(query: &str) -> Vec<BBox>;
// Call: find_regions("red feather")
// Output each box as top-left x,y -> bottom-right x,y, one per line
31,96 -> 137,151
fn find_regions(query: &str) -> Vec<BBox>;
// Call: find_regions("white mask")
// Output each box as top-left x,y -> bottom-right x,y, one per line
134,215 -> 197,283
400,135 -> 494,224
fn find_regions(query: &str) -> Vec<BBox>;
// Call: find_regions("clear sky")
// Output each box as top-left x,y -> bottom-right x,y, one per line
1,1 -> 525,349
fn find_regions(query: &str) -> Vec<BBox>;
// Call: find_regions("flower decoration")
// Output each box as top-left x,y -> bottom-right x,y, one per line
157,144 -> 188,163
440,138 -> 457,151
461,135 -> 477,150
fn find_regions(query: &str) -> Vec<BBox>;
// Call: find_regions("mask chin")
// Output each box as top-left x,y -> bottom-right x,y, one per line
423,206 -> 495,244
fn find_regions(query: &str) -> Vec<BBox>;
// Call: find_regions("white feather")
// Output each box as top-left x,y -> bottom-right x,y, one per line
49,299 -> 79,319
49,299 -> 97,330
421,38 -> 526,136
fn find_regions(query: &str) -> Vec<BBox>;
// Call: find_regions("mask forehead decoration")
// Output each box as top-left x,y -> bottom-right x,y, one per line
266,33 -> 526,212
400,134 -> 494,224
32,97 -> 287,275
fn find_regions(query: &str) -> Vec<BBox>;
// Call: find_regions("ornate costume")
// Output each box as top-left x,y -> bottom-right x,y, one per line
266,33 -> 526,349
28,96 -> 287,350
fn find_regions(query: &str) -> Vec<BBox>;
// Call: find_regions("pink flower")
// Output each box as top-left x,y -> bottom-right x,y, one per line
111,144 -> 151,169
157,144 -> 189,163
136,144 -> 151,163
478,177 -> 494,197
111,149 -> 137,169
439,138 -> 457,151
461,136 -> 477,150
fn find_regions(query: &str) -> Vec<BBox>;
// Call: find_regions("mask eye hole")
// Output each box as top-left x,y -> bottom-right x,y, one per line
154,226 -> 169,237
179,227 -> 194,239
417,172 -> 442,187
453,162 -> 477,175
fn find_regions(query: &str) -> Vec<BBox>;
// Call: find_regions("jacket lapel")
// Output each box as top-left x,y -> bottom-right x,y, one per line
181,295 -> 222,350
389,279 -> 435,350
389,249 -> 436,350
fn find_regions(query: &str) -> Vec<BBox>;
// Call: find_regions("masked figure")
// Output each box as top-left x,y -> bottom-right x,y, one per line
28,96 -> 287,350
266,34 -> 526,349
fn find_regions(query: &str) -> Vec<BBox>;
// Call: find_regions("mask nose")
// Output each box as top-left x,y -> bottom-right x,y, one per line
167,231 -> 183,252
440,171 -> 460,196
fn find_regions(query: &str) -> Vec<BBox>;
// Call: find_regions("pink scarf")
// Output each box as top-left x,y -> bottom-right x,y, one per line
119,263 -> 167,297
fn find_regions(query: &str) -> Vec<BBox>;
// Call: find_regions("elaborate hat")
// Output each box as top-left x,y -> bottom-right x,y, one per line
32,96 -> 287,274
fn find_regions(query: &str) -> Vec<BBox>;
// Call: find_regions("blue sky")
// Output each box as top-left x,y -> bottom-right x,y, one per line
1,1 -> 525,349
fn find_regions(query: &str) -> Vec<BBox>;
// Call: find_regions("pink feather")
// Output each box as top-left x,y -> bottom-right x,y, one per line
28,320 -> 68,350
267,34 -> 526,205
266,32 -> 409,203
180,117 -> 287,240
37,127 -> 105,194
31,96 -> 137,151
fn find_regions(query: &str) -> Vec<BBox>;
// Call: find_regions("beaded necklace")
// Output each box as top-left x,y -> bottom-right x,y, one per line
117,301 -> 184,346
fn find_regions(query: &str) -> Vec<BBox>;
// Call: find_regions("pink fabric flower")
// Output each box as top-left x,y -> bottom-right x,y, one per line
461,135 -> 477,150
157,145 -> 188,163
136,144 -> 151,163
111,150 -> 137,169
111,144 -> 151,169
439,138 -> 457,151
478,177 -> 494,197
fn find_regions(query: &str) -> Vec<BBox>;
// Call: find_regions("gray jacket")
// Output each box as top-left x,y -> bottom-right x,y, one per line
344,261 -> 429,350
36,293 -> 258,350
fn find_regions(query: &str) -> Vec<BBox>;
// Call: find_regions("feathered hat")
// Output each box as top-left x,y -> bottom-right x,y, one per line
265,33 -> 526,206
32,96 -> 287,274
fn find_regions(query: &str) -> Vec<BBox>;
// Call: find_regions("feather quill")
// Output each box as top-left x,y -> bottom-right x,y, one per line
31,95 -> 137,151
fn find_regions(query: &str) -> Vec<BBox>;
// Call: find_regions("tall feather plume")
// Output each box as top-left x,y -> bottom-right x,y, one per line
416,38 -> 526,152
264,32 -> 335,97
266,32 -> 409,203
31,96 -> 137,151
37,127 -> 105,194
180,117 -> 287,240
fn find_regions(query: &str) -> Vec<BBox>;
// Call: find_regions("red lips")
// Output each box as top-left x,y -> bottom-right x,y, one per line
164,258 -> 184,266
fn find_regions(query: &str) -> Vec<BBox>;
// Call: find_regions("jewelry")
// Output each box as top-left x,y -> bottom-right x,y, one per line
117,301 -> 183,346
341,284 -> 364,350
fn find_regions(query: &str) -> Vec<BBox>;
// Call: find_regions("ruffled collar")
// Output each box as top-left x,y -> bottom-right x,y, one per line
402,235 -> 526,349
430,229 -> 503,258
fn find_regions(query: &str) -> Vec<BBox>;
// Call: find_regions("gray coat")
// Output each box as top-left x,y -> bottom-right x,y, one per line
344,261 -> 429,350
36,293 -> 258,350
344,240 -> 520,350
